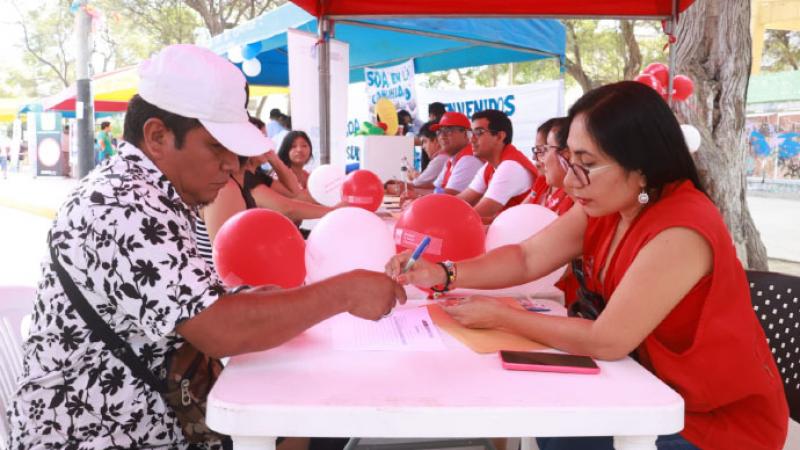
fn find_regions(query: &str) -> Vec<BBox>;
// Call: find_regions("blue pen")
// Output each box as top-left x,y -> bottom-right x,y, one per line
403,236 -> 431,273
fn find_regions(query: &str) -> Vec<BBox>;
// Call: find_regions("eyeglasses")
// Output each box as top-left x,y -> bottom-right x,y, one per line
436,126 -> 466,136
467,127 -> 496,139
531,144 -> 563,162
555,150 -> 613,187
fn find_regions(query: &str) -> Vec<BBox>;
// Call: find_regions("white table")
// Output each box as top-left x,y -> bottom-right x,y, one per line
207,301 -> 684,450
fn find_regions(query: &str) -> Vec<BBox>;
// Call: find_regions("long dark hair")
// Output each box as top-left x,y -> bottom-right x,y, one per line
567,81 -> 705,197
277,130 -> 313,168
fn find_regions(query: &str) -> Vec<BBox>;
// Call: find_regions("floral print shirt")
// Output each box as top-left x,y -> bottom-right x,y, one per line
8,142 -> 225,449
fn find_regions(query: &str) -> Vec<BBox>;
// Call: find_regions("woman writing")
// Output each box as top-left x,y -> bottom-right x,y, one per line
387,81 -> 788,450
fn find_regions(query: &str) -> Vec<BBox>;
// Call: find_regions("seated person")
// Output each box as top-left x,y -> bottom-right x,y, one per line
9,44 -> 405,450
402,112 -> 483,204
199,150 -> 334,268
457,109 -> 539,222
387,81 -> 788,450
528,117 -> 575,215
271,131 -> 316,203
248,118 -> 305,198
386,121 -> 448,196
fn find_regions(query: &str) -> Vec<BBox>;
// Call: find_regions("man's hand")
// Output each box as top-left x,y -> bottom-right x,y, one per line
399,186 -> 419,208
333,269 -> 407,320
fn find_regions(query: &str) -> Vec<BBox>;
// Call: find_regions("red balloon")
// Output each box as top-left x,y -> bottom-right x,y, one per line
394,194 -> 485,264
643,62 -> 669,89
341,170 -> 384,212
634,73 -> 663,94
672,75 -> 694,101
213,209 -> 306,288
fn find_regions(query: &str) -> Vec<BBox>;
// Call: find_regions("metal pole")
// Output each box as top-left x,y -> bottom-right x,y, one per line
666,0 -> 679,106
317,17 -> 331,165
75,0 -> 95,178
667,17 -> 675,106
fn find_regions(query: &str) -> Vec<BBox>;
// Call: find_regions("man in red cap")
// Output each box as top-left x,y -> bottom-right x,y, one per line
399,111 -> 483,204
457,109 -> 539,221
430,111 -> 484,194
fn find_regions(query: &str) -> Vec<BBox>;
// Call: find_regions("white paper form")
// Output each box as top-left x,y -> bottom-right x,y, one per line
331,306 -> 446,351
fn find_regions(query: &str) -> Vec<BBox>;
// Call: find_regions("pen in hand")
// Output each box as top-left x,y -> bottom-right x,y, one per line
402,236 -> 431,274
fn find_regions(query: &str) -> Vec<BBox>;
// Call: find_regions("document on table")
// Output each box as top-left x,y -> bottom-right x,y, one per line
331,307 -> 446,351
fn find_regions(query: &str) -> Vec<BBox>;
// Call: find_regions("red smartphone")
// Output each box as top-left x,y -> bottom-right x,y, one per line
499,350 -> 600,374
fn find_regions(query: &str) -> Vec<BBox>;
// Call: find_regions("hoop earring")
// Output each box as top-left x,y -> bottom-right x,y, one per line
638,188 -> 650,205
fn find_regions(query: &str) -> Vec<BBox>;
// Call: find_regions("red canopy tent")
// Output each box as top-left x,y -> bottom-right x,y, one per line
289,0 -> 698,163
291,0 -> 696,18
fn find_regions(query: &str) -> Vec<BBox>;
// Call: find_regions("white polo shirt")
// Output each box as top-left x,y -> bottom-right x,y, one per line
468,160 -> 534,205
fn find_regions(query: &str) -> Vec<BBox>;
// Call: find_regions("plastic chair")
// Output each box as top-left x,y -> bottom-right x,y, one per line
0,285 -> 35,447
747,271 -> 800,422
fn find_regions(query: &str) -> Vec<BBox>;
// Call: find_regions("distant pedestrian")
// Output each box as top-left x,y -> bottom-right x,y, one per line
96,121 -> 114,163
266,108 -> 287,138
0,135 -> 8,179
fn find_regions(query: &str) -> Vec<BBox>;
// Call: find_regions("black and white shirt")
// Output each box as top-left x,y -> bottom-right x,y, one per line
8,142 -> 226,449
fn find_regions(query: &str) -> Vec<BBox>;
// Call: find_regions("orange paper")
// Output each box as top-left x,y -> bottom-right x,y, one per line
427,297 -> 549,354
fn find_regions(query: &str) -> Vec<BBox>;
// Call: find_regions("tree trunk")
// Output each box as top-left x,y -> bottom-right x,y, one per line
564,22 -> 594,93
620,20 -> 642,80
673,0 -> 769,270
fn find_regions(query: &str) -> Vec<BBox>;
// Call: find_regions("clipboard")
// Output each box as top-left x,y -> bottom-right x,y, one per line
427,297 -> 549,354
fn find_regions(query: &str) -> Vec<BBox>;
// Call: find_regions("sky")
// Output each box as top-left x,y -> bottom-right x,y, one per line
0,2 -> 24,64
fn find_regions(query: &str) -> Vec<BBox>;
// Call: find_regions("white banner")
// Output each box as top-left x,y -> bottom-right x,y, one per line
418,80 -> 564,158
364,59 -> 419,123
287,29 -> 350,171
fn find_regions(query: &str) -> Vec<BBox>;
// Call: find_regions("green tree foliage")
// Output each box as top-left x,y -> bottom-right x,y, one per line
760,30 -> 799,72
8,0 -> 75,95
422,20 -> 672,94
2,0 -> 287,98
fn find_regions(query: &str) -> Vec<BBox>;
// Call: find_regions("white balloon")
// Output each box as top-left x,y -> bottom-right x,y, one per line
485,204 -> 566,294
227,46 -> 244,63
307,165 -> 345,207
305,207 -> 396,283
681,124 -> 701,153
242,58 -> 262,77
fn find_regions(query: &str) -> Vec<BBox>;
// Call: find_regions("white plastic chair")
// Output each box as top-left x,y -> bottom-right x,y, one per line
0,286 -> 35,448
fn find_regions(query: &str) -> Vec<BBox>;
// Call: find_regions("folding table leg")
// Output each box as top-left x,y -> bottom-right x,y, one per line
613,435 -> 657,450
231,435 -> 278,450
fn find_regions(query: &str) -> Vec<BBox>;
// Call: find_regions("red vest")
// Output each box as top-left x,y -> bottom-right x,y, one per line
583,181 -> 788,450
482,144 -> 539,210
441,144 -> 474,190
526,176 -> 574,216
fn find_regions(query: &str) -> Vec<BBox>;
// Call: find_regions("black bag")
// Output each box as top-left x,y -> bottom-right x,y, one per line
49,245 -> 230,445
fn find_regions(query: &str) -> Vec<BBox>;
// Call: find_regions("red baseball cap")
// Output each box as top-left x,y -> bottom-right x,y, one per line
430,112 -> 471,131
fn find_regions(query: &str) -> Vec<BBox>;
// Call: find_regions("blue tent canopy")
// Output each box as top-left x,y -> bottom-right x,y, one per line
207,3 -> 565,85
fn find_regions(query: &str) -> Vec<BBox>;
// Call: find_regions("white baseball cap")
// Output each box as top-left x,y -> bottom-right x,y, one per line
137,44 -> 272,157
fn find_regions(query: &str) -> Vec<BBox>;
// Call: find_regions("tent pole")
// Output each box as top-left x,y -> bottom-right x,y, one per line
667,0 -> 679,106
318,16 -> 332,164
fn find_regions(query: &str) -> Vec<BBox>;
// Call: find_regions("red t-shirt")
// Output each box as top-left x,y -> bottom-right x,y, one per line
481,144 -> 539,210
526,176 -> 574,216
582,180 -> 788,450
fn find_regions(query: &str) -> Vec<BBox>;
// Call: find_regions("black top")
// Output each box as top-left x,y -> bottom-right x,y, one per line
231,173 -> 258,210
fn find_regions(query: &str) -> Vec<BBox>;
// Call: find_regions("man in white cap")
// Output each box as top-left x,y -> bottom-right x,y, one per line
7,44 -> 405,449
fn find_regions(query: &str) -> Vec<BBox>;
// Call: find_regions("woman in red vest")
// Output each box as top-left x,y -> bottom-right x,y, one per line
528,117 -> 574,216
387,81 -> 788,450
